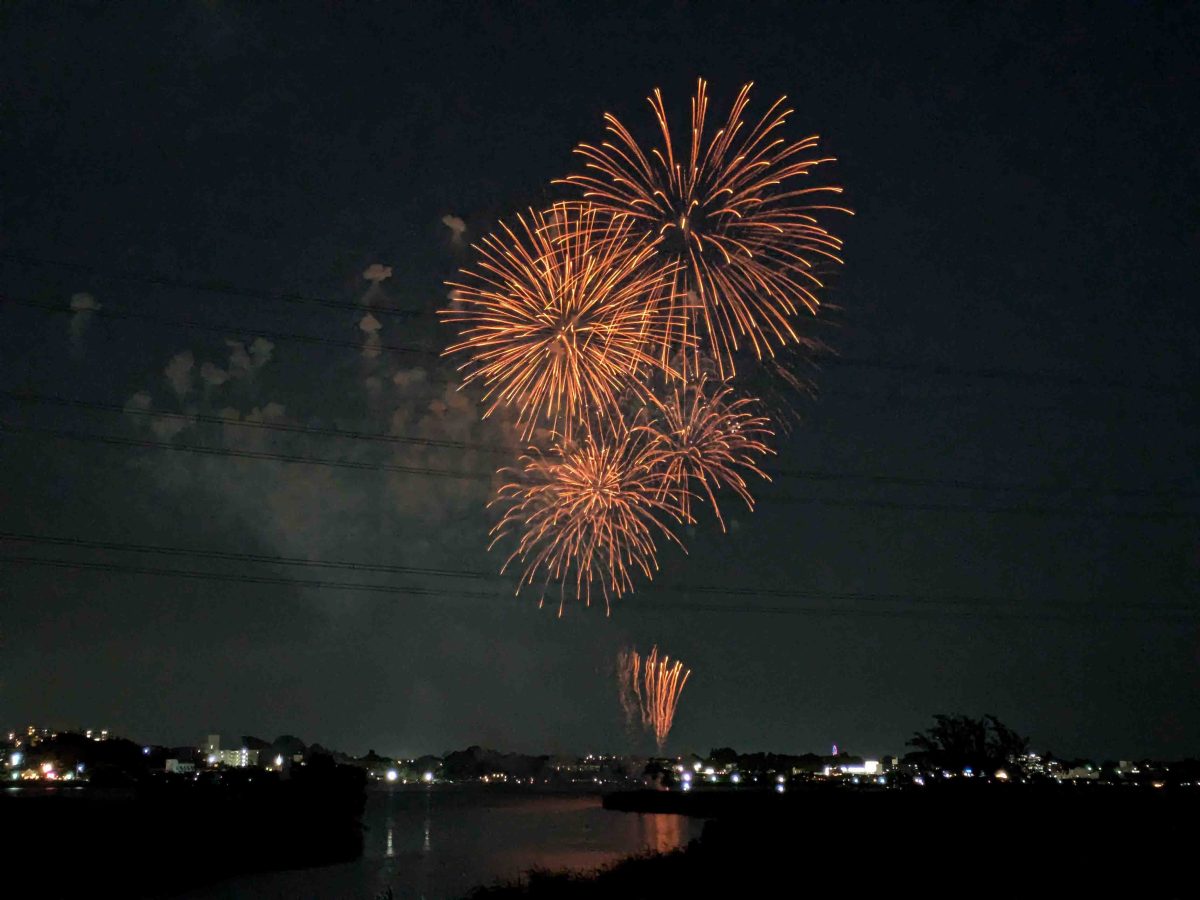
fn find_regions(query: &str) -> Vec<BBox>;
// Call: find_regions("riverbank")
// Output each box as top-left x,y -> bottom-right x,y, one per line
469,785 -> 1196,897
3,763 -> 366,897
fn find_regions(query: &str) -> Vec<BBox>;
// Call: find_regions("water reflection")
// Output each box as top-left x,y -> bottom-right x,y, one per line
182,790 -> 705,900
422,789 -> 432,854
640,812 -> 685,855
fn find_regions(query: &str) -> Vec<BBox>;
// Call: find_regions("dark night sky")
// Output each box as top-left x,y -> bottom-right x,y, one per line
1,1 -> 1197,761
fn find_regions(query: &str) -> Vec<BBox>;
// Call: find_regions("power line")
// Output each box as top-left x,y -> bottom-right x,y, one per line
4,530 -> 1193,613
3,296 -> 440,359
0,531 -> 492,580
819,355 -> 1190,395
2,553 -> 1195,622
0,422 -> 489,480
1,389 -> 499,453
2,423 -> 1195,521
3,391 -> 1195,501
0,252 -> 422,317
5,291 -> 1192,396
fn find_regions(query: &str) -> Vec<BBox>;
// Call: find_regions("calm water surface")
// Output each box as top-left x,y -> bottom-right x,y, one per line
182,788 -> 703,900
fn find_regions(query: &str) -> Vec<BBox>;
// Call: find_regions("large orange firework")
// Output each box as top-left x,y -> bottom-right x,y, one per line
619,645 -> 691,752
561,79 -> 851,379
442,202 -> 679,439
639,377 -> 774,531
489,425 -> 688,614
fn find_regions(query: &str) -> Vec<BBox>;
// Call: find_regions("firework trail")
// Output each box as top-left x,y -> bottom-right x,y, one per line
561,78 -> 851,380
618,645 -> 691,752
616,647 -> 642,734
638,377 -> 774,531
442,201 -> 681,440
489,423 -> 689,614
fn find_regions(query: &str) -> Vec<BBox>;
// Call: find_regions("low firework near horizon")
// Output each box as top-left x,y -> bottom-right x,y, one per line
441,78 -> 848,614
619,645 -> 691,752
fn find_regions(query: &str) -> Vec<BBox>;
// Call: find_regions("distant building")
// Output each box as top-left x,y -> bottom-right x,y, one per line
165,759 -> 195,774
215,748 -> 258,768
200,735 -> 258,768
823,759 -> 881,777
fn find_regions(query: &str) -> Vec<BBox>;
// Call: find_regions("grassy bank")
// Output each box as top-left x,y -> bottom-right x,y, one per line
468,785 -> 1196,898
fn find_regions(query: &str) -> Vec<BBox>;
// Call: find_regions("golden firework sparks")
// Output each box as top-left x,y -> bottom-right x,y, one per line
561,78 -> 851,379
442,201 -> 680,440
619,645 -> 691,752
639,377 -> 774,531
489,423 -> 688,615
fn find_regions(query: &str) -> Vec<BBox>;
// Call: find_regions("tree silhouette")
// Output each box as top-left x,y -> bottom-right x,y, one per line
907,714 -> 1028,773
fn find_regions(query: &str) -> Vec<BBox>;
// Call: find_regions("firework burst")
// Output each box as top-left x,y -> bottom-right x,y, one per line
442,201 -> 680,439
489,424 -> 688,614
618,645 -> 691,752
639,377 -> 774,531
561,78 -> 851,379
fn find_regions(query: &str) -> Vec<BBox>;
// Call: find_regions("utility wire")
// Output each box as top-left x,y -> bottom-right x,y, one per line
2,423 -> 1195,521
4,291 -> 1192,396
4,531 -> 1194,612
2,554 -> 1195,622
0,422 -> 488,480
3,296 -> 439,359
0,252 -> 422,317
1,389 -> 498,453
3,391 -> 1195,500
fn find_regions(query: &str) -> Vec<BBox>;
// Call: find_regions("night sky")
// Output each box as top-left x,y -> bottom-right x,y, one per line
2,1 -> 1197,761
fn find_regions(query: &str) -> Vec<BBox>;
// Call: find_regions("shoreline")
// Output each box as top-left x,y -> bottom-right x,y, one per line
466,784 -> 1197,897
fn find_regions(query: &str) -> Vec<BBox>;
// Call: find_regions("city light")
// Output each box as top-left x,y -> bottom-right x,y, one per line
423,771 -> 434,783
386,769 -> 398,782
9,752 -> 21,767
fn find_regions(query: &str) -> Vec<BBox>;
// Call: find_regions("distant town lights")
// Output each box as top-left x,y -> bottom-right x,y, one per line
423,771 -> 434,783
386,769 -> 398,782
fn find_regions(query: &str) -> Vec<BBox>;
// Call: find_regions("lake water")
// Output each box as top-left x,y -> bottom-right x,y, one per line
181,787 -> 705,900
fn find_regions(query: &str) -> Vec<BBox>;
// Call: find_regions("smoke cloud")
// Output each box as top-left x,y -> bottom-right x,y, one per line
164,351 -> 195,398
441,214 -> 467,243
359,313 -> 382,358
200,361 -> 230,387
362,263 -> 393,283
68,292 -> 101,349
